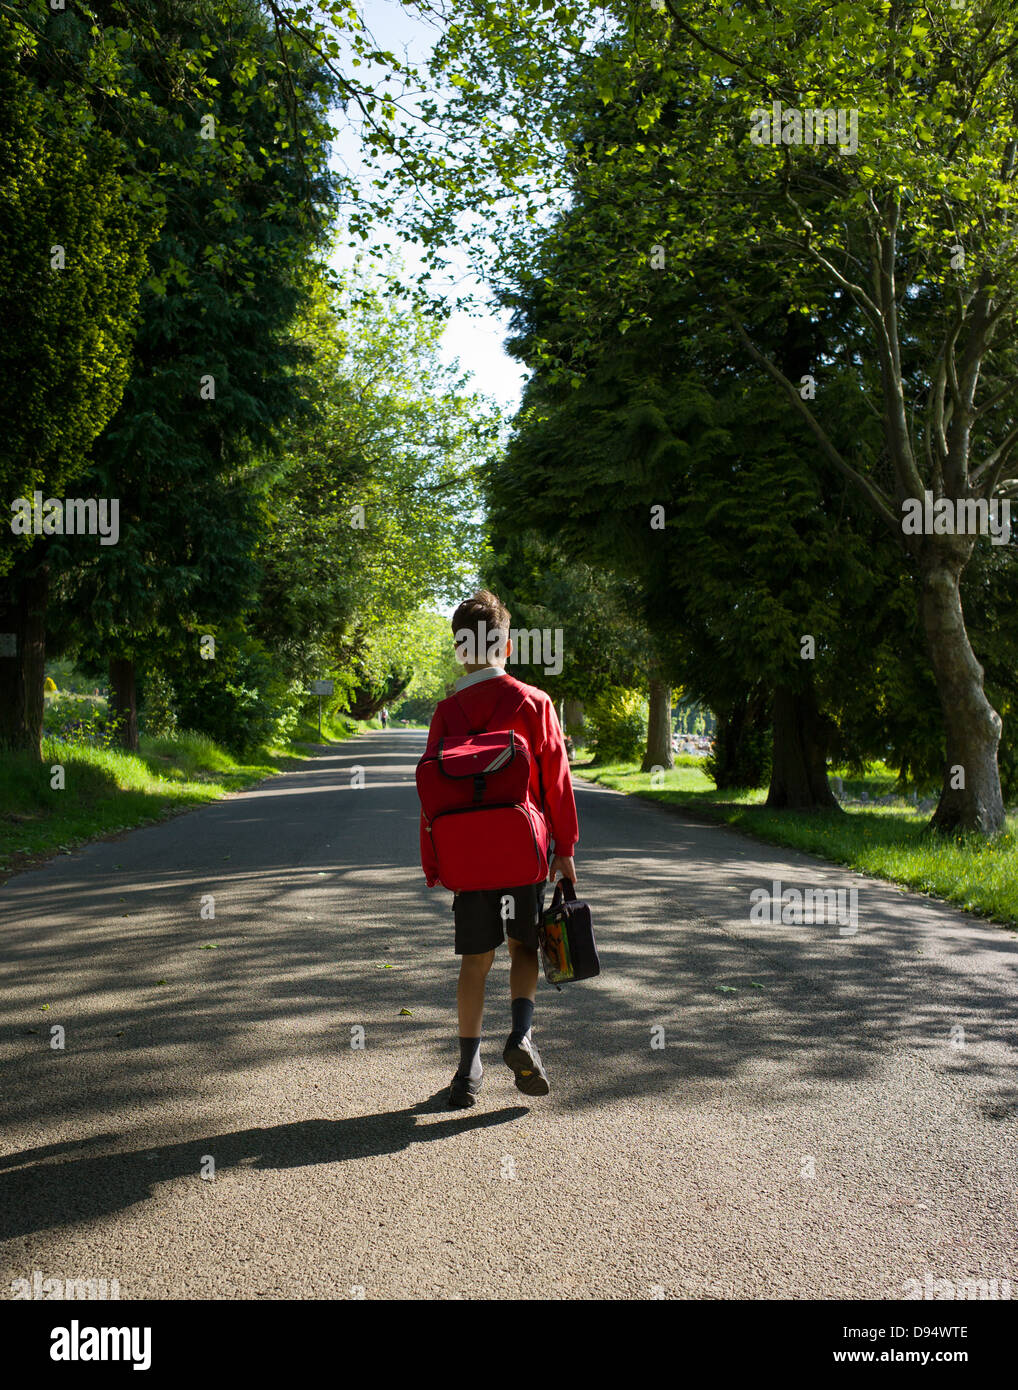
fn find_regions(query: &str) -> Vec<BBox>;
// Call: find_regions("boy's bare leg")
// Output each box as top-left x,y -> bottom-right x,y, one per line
507,937 -> 538,1004
457,948 -> 494,1037
450,948 -> 494,1104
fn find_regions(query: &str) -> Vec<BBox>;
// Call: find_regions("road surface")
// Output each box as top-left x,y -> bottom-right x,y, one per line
1,731 -> 1015,1299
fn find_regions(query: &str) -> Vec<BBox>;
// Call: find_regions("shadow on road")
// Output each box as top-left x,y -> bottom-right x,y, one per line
0,1090 -> 528,1241
2,729 -> 1017,1240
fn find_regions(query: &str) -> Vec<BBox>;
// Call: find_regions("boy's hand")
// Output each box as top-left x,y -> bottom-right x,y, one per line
548,854 -> 576,885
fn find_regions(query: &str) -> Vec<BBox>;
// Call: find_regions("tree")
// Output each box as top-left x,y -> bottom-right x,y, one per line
481,529 -> 672,767
2,0 -> 495,756
388,611 -> 464,721
0,8 -> 157,753
248,263 -> 490,709
493,233 -> 903,810
43,0 -> 340,751
646,0 -> 1018,833
388,0 -> 1018,834
482,531 -> 654,696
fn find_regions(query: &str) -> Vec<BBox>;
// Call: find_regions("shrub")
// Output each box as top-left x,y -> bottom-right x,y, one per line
167,631 -> 301,756
706,720 -> 771,790
585,687 -> 647,763
138,668 -> 178,740
43,693 -> 125,748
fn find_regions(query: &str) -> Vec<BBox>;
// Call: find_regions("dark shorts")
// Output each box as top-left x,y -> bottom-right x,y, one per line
453,881 -> 547,955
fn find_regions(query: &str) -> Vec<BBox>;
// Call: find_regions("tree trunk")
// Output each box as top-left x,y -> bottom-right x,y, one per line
641,678 -> 674,771
0,553 -> 48,758
919,545 -> 1005,835
761,317 -> 837,813
766,682 -> 840,811
108,656 -> 140,751
563,697 -> 585,735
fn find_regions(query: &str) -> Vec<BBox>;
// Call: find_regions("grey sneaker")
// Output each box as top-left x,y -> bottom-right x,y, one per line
448,1070 -> 482,1108
502,1034 -> 550,1096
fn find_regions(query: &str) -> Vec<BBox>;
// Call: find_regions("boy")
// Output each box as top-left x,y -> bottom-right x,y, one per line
419,590 -> 579,1108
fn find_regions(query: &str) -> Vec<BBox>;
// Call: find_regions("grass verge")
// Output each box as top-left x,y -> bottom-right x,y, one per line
0,714 -> 365,883
576,758 -> 1018,929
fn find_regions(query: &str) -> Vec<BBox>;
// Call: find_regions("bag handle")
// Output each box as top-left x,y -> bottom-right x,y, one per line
549,876 -> 577,910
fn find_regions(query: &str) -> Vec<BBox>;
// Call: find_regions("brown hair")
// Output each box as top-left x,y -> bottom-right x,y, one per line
451,589 -> 511,663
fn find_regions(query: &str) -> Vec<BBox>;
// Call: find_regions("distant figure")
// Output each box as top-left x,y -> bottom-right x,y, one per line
380,707 -> 389,729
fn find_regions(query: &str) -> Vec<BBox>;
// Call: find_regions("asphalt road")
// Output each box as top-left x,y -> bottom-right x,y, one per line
1,730 -> 1016,1300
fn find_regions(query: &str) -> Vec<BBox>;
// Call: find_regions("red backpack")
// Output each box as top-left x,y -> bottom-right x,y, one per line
417,684 -> 550,892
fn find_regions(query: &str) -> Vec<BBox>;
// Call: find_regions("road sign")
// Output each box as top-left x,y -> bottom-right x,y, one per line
309,679 -> 335,738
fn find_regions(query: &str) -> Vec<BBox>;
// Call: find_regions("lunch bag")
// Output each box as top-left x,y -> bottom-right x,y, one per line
539,878 -> 600,988
416,685 -> 550,892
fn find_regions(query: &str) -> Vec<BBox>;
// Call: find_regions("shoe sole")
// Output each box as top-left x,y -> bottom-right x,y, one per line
503,1044 -> 550,1097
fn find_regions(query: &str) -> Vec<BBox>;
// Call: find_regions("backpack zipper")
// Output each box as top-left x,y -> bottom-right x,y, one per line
481,742 -> 515,773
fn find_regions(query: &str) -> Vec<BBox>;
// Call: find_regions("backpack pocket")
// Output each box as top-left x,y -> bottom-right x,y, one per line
417,733 -> 532,819
428,803 -> 549,892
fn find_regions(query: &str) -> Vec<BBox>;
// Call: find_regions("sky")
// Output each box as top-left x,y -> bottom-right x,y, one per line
326,0 -> 529,417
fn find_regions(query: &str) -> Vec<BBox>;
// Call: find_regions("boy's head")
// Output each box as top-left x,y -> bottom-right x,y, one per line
451,589 -> 513,670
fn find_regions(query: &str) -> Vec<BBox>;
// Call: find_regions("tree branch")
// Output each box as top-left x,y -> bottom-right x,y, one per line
721,308 -> 902,540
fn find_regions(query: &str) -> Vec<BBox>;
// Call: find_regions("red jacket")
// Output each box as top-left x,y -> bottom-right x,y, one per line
419,671 -> 579,887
